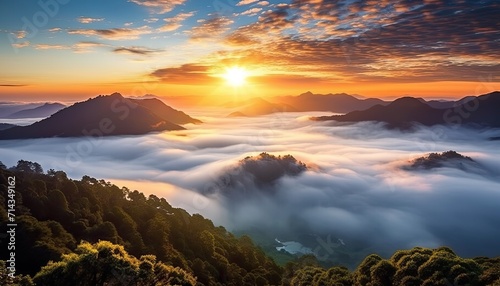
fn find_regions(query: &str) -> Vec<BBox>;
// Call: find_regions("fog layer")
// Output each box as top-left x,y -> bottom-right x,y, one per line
1,111 -> 499,263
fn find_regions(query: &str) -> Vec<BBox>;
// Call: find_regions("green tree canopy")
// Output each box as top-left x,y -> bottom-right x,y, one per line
33,240 -> 196,286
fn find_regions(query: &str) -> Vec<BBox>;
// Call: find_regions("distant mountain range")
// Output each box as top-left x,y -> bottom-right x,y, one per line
313,91 -> 500,129
227,97 -> 297,117
0,102 -> 66,119
0,93 -> 201,139
274,91 -> 389,113
5,103 -> 66,119
228,92 -> 389,116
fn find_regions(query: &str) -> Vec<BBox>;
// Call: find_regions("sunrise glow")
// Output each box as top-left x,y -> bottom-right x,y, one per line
0,0 -> 497,101
0,2 -> 499,284
223,67 -> 248,87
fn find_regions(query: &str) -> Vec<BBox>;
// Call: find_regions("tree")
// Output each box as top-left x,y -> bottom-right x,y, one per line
13,160 -> 43,174
289,266 -> 324,286
33,241 -> 196,286
353,254 -> 383,285
316,266 -> 353,286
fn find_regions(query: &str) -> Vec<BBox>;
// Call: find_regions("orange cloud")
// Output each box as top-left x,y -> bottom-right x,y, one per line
158,12 -> 194,32
187,17 -> 234,41
150,64 -> 216,85
130,0 -> 186,14
77,17 -> 104,24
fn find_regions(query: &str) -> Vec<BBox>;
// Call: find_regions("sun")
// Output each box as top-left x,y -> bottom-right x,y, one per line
223,67 -> 248,87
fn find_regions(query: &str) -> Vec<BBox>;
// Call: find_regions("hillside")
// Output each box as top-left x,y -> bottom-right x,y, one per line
130,98 -> 202,124
0,93 -> 200,140
1,161 -> 499,285
0,123 -> 16,131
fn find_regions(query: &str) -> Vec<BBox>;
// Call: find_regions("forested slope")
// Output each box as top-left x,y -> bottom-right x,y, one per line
1,160 -> 499,285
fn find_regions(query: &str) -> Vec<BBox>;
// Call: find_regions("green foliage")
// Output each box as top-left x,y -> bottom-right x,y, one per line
316,266 -> 353,286
0,163 -> 283,285
353,254 -> 383,285
13,160 -> 43,174
0,260 -> 34,286
475,256 -> 500,286
285,246 -> 496,286
2,162 -> 499,286
393,246 -> 482,286
33,240 -> 196,286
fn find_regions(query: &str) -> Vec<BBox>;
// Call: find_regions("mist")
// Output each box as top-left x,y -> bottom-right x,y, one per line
1,111 -> 499,265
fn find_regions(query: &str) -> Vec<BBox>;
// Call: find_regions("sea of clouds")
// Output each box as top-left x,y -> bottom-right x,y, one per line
1,110 -> 500,264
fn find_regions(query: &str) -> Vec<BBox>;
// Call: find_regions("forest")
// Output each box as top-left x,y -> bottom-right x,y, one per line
1,160 -> 499,285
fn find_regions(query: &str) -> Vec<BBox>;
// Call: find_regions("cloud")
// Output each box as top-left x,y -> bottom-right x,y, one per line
2,111 -> 499,268
187,16 -> 234,41
220,0 -> 500,83
34,44 -> 70,50
11,41 -> 30,48
240,7 -> 262,16
129,0 -> 186,14
68,26 -> 153,40
13,30 -> 27,39
77,17 -> 104,24
48,28 -> 62,32
150,64 -> 214,84
237,0 -> 259,6
72,41 -> 106,53
113,46 -> 158,56
28,41 -> 106,53
158,12 -> 194,32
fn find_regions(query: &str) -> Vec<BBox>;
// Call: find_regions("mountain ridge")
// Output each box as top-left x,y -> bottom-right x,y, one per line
312,91 -> 500,129
6,102 -> 66,119
0,93 -> 200,139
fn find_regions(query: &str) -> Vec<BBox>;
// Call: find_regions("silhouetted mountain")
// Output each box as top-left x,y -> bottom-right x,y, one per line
227,97 -> 298,117
423,96 -> 476,109
7,102 -> 66,118
130,98 -> 202,124
0,103 -> 40,118
0,123 -> 17,131
0,93 -> 200,139
274,91 -> 389,113
313,92 -> 500,129
227,111 -> 247,117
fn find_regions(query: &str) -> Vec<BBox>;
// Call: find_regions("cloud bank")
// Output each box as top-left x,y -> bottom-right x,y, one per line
1,111 -> 499,266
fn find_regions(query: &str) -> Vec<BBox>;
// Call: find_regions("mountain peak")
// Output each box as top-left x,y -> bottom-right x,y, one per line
108,92 -> 124,98
0,93 -> 203,139
299,91 -> 314,97
389,96 -> 429,108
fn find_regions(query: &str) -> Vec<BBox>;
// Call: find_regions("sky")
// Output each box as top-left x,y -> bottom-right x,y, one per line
0,0 -> 499,101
